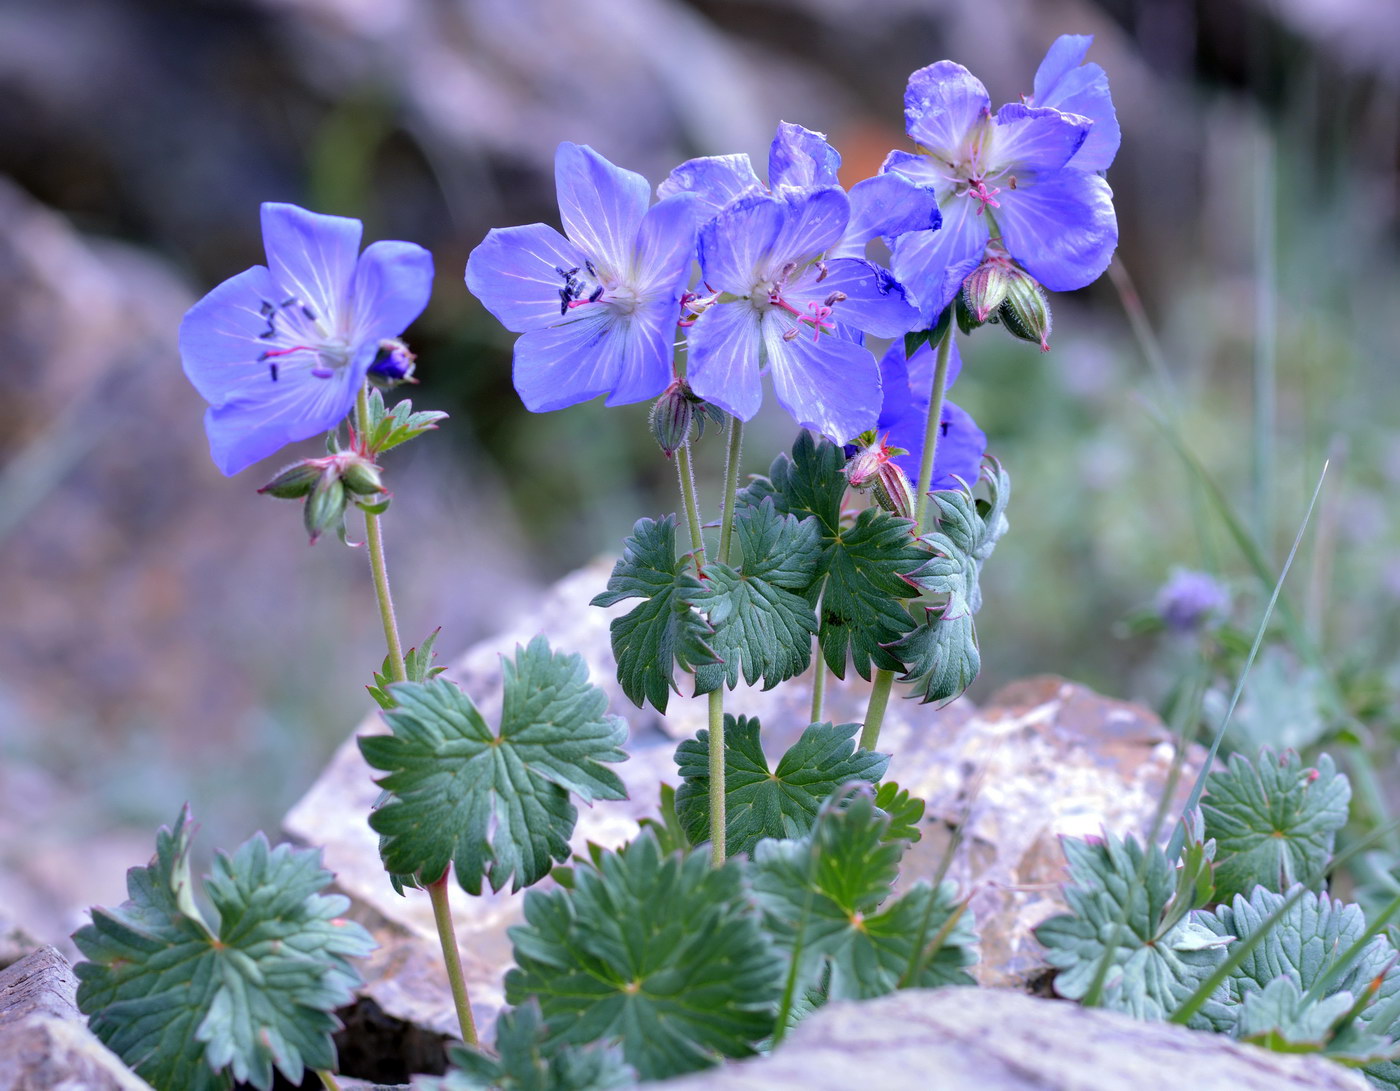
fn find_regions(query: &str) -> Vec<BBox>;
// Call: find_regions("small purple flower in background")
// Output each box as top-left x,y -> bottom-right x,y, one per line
686,187 -> 919,443
466,142 -> 699,414
882,34 -> 1118,324
1155,568 -> 1230,633
875,337 -> 986,490
180,203 -> 434,476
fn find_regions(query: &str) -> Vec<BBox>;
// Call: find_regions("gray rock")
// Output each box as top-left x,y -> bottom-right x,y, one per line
660,986 -> 1370,1091
0,945 -> 152,1090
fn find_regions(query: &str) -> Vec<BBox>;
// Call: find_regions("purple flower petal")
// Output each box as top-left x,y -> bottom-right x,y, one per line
768,122 -> 842,191
512,312 -> 623,413
657,154 -> 763,221
833,172 -> 942,259
698,194 -> 788,293
465,224 -> 589,333
1031,37 -> 1119,172
604,303 -> 678,407
766,188 -> 849,270
877,340 -> 983,490
686,298 -> 765,422
180,264 -> 282,406
633,192 -> 700,296
766,323 -> 881,443
888,191 -> 990,322
349,239 -> 434,347
555,142 -> 650,277
260,203 -> 362,322
903,334 -> 964,395
904,61 -> 991,159
204,365 -> 362,476
991,104 -> 1090,173
790,257 -> 917,339
995,170 -> 1117,292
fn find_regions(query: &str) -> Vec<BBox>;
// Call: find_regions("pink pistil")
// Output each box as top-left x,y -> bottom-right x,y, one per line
966,179 -> 1002,214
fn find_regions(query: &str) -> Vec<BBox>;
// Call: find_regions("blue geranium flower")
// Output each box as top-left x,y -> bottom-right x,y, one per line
876,337 -> 986,491
660,121 -> 941,259
465,142 -> 700,413
685,186 -> 919,444
180,203 -> 433,476
883,34 -> 1119,323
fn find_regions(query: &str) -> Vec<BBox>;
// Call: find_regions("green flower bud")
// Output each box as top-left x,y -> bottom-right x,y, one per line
957,255 -> 1014,334
303,472 -> 347,544
648,379 -> 725,457
997,274 -> 1053,352
257,460 -> 322,499
339,457 -> 385,497
846,436 -> 916,521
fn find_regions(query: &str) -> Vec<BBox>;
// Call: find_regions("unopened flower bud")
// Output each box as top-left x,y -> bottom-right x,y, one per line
997,274 -> 1053,352
339,456 -> 385,497
648,379 -> 725,457
303,472 -> 347,544
368,338 -> 417,387
845,436 -> 916,521
957,255 -> 1014,333
258,460 -> 322,499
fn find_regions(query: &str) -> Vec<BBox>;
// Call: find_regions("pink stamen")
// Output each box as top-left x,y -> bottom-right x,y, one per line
966,179 -> 1002,214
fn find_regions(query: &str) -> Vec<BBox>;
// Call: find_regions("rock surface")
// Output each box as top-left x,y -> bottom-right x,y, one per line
661,986 -> 1370,1091
0,945 -> 152,1090
284,561 -> 1205,1039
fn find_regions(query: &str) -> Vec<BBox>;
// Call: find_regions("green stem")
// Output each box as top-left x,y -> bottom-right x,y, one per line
707,688 -> 726,866
718,421 -> 744,565
705,420 -> 744,867
859,668 -> 894,752
809,657 -> 826,725
861,330 -> 955,750
912,328 -> 955,533
316,1071 -> 341,1091
428,875 -> 479,1046
355,385 -> 406,684
676,442 -> 707,574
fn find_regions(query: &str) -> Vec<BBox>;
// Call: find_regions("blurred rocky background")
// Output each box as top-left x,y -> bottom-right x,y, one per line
1,0 -> 1398,948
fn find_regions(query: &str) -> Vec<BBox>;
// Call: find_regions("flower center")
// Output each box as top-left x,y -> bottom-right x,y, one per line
256,295 -> 348,381
965,179 -> 1002,214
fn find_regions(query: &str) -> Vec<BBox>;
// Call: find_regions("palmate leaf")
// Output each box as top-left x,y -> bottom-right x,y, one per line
673,716 -> 888,857
1035,833 -> 1229,1020
73,807 -> 374,1091
360,637 -> 628,895
504,830 -> 782,1081
692,500 -> 821,695
738,433 -> 928,680
1202,748 -> 1350,903
1198,886 -> 1400,1082
752,790 -> 977,1006
591,516 -> 716,712
886,607 -> 980,705
873,781 -> 926,844
431,1000 -> 635,1091
360,388 -> 449,456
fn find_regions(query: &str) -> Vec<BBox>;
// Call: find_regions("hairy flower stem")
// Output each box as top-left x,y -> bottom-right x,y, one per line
707,420 -> 744,866
429,874 -> 479,1046
810,658 -> 826,724
355,385 -> 406,684
860,328 -> 956,750
676,442 -> 707,574
317,1071 -> 341,1090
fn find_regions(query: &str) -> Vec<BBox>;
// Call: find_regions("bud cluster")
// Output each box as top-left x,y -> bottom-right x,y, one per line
259,451 -> 388,543
845,434 -> 917,521
956,252 -> 1053,352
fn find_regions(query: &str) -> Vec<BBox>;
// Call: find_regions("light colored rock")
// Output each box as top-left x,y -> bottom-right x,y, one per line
286,561 -> 1204,1037
0,945 -> 153,1090
660,987 -> 1370,1091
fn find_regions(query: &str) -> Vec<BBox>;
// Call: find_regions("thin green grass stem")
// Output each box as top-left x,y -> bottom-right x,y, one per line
1252,124 -> 1277,565
428,875 -> 479,1046
676,442 -> 707,574
1166,460 -> 1329,863
718,421 -> 743,565
355,385 -> 406,685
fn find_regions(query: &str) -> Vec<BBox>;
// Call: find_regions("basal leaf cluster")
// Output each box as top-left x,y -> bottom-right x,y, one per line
73,808 -> 374,1091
